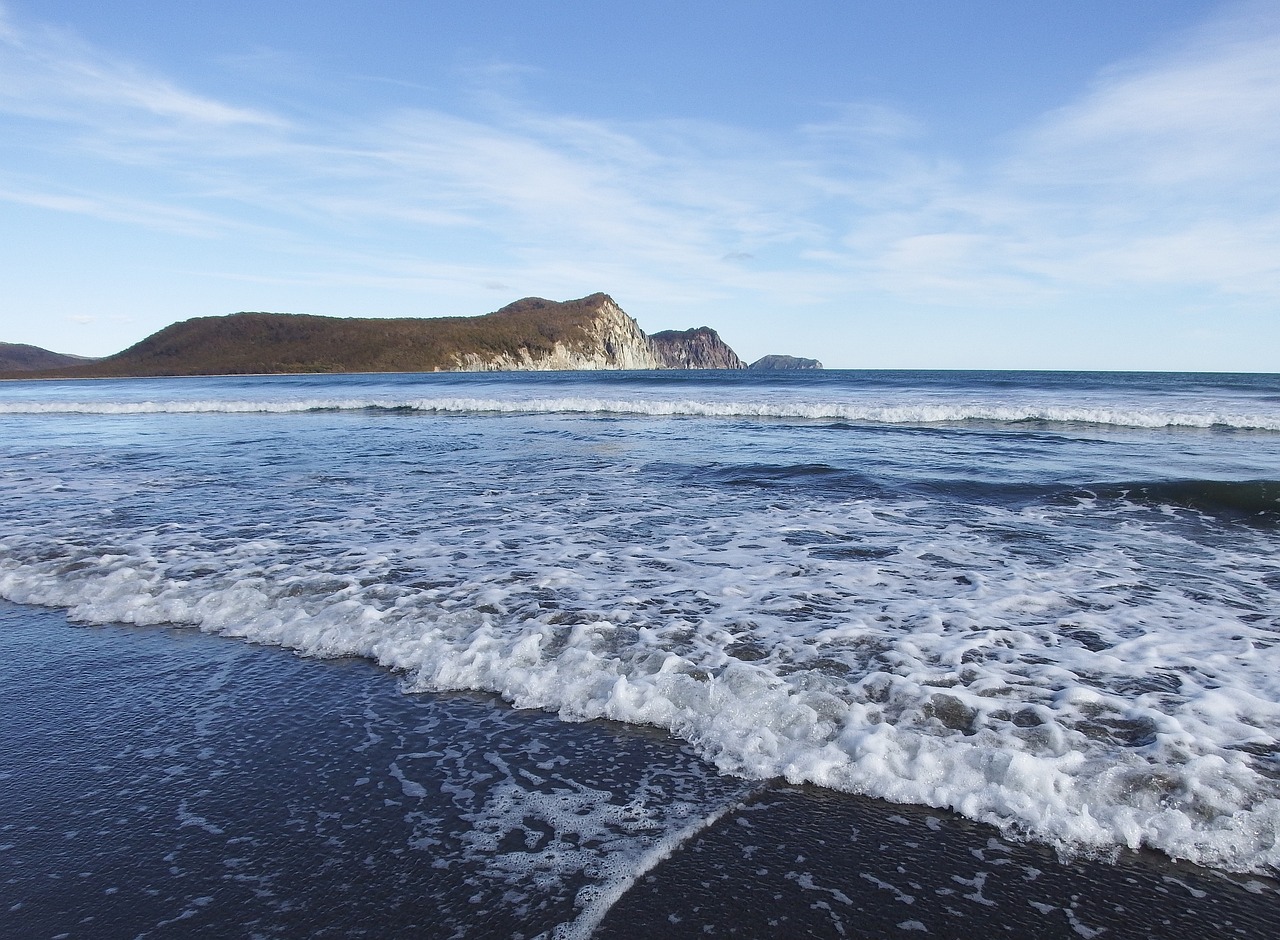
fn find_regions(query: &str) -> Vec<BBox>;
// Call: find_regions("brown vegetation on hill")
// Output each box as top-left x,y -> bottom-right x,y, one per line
0,343 -> 96,373
5,294 -> 636,378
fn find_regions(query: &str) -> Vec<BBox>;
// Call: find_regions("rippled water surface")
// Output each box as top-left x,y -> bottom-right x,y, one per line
2,369 -> 1279,885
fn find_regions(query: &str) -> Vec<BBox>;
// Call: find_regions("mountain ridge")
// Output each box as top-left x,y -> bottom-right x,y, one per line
1,294 -> 819,378
0,342 -> 98,373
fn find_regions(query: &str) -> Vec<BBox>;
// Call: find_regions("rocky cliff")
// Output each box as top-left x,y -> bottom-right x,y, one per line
648,327 -> 745,369
452,295 -> 662,371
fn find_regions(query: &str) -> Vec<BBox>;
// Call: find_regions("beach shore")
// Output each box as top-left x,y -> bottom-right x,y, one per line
2,599 -> 1276,939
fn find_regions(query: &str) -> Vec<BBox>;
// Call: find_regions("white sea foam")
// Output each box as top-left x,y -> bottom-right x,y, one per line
3,372 -> 1279,876
0,394 -> 1277,430
549,795 -> 753,940
3,478 -> 1279,874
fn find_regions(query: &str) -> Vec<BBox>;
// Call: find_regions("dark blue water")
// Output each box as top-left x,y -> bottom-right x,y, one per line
1,369 -> 1279,932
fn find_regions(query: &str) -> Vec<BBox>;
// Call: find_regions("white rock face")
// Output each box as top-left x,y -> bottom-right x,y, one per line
448,297 -> 664,371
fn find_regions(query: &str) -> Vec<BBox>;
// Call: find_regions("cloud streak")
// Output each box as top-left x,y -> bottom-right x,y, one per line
0,12 -> 280,129
850,5 -> 1280,306
1,1 -> 1279,363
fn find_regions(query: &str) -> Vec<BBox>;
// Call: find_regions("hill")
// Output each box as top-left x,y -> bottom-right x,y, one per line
1,295 -> 826,379
3,294 -> 687,378
649,328 -> 745,369
0,343 -> 97,373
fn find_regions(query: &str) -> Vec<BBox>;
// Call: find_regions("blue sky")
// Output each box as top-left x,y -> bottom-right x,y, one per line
1,0 -> 1277,370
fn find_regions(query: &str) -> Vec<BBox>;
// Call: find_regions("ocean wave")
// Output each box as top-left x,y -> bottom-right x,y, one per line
1074,479 -> 1280,520
581,462 -> 1280,521
1,394 -> 1278,430
4,500 -> 1280,876
5,374 -> 1279,877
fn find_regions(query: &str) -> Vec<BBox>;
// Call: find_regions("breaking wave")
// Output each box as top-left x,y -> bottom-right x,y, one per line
1,395 -> 1278,430
4,369 -> 1279,878
4,484 -> 1280,876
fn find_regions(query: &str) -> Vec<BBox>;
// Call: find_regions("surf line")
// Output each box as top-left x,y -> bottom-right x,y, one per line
547,782 -> 773,940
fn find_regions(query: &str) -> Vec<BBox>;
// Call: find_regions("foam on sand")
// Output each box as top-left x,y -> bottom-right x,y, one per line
3,475 -> 1278,874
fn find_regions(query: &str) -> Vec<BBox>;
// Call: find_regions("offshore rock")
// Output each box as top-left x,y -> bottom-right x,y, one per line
748,355 -> 823,370
648,327 -> 746,370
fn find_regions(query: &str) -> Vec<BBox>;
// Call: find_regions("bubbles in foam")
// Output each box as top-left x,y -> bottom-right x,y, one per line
2,370 -> 1279,876
5,472 -> 1279,873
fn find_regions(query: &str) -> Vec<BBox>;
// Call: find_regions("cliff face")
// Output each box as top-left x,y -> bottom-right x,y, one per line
648,327 -> 745,369
453,295 -> 662,371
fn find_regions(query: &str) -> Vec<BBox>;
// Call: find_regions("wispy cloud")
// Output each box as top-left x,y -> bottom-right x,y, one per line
0,181 -> 272,238
1014,15 -> 1280,189
850,4 -> 1280,306
0,13 -> 281,129
1,0 -> 1279,343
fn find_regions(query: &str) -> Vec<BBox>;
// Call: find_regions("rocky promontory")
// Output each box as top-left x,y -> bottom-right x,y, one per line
649,327 -> 745,369
2,294 -> 783,378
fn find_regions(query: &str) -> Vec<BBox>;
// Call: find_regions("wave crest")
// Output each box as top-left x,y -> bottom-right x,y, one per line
2,395 -> 1277,431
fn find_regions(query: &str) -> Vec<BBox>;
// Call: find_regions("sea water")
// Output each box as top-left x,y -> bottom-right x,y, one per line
2,369 -> 1278,886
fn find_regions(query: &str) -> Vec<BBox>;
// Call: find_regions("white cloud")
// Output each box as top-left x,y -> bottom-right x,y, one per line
1015,13 -> 1280,189
800,102 -> 926,147
0,13 -> 281,129
846,5 -> 1280,307
0,183 -> 260,237
2,0 -> 1279,364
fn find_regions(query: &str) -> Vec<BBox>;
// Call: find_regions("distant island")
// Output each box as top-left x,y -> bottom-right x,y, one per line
0,294 -> 821,378
749,354 -> 823,370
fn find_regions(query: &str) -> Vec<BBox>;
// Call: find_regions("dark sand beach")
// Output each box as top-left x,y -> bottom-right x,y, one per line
3,599 -> 1276,939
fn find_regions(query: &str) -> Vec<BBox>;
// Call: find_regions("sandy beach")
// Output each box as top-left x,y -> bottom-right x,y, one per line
4,599 -> 1276,939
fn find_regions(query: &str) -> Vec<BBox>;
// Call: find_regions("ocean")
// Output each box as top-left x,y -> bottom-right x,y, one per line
2,369 -> 1279,937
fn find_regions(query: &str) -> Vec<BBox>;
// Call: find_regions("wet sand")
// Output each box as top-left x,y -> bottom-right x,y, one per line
2,600 -> 1276,939
596,785 -> 1278,938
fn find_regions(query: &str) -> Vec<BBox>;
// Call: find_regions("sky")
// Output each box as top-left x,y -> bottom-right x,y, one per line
1,0 -> 1277,370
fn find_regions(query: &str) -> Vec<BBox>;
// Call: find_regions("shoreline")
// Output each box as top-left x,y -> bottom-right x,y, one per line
597,782 -> 1280,938
3,598 -> 1277,938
